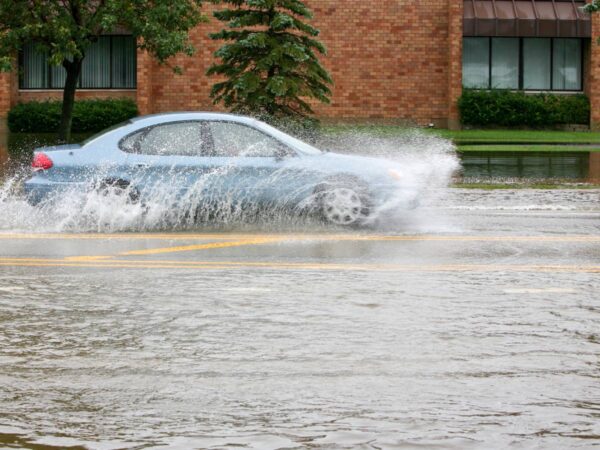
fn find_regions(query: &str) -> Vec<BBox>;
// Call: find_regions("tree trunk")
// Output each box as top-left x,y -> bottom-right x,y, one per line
57,58 -> 83,143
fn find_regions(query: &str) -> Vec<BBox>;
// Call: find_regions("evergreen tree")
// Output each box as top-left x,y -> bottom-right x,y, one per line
207,0 -> 333,121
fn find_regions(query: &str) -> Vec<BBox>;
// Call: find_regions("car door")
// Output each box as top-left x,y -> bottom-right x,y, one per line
206,120 -> 300,209
120,120 -> 217,200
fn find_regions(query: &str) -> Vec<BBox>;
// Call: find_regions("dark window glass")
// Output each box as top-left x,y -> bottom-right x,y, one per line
491,38 -> 519,89
553,38 -> 582,90
523,38 -> 551,90
112,36 -> 137,89
463,37 -> 490,89
81,36 -> 111,88
20,36 -> 137,89
21,44 -> 48,89
462,37 -> 583,92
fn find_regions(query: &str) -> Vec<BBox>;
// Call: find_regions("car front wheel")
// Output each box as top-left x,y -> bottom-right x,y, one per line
313,178 -> 371,227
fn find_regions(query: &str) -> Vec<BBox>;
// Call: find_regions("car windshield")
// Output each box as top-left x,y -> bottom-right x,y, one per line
82,119 -> 134,146
255,121 -> 322,156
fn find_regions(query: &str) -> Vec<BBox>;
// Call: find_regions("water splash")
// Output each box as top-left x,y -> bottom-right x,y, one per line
0,129 -> 460,233
315,129 -> 461,233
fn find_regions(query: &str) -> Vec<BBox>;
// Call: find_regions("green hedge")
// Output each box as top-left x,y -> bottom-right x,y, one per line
7,98 -> 138,133
458,90 -> 590,128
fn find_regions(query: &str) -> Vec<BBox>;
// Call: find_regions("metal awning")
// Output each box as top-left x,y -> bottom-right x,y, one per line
464,0 -> 591,37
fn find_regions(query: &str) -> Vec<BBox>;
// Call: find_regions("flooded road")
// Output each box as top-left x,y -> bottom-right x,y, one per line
0,189 -> 598,449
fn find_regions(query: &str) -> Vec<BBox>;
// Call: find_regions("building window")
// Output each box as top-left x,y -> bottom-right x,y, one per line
463,37 -> 489,89
463,37 -> 583,91
20,36 -> 137,89
553,39 -> 582,91
491,38 -> 519,89
523,39 -> 551,90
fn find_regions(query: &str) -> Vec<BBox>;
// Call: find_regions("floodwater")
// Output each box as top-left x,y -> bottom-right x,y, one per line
460,151 -> 600,181
0,130 -> 599,449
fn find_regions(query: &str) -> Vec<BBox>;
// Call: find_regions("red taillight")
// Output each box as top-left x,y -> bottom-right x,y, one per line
31,153 -> 53,171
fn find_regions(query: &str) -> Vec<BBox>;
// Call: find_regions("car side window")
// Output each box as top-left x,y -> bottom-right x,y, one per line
120,121 -> 212,156
120,131 -> 143,153
209,122 -> 292,158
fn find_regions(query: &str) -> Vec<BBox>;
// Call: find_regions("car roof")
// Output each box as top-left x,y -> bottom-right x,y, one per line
84,111 -> 323,156
129,112 -> 259,127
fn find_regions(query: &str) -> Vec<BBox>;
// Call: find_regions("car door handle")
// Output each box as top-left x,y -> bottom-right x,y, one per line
135,164 -> 149,169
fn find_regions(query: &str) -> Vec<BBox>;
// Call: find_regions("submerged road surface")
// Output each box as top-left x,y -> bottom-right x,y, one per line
0,189 -> 599,449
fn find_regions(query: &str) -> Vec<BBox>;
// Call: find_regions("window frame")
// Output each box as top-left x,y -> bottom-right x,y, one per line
463,37 -> 584,92
18,35 -> 137,90
119,121 -> 213,156
208,120 -> 297,159
118,120 -> 297,159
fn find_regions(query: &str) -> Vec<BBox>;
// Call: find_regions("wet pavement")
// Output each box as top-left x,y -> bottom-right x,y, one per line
0,189 -> 599,449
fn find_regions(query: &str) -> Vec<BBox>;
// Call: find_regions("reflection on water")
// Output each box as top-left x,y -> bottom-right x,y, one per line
590,152 -> 600,181
460,151 -> 598,181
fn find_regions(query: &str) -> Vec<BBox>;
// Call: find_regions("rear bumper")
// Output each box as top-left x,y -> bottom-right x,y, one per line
23,177 -> 85,205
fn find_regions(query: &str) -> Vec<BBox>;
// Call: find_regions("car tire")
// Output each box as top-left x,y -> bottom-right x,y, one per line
313,175 -> 372,227
96,178 -> 140,204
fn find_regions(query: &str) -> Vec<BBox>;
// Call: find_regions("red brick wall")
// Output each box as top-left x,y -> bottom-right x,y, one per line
17,90 -> 136,103
3,2 -> 600,128
589,12 -> 600,129
0,1 -> 465,127
139,0 -> 461,126
309,0 -> 454,124
0,65 -> 17,130
447,1 -> 463,130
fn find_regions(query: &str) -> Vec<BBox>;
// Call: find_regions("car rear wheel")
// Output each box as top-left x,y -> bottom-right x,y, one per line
96,179 -> 140,204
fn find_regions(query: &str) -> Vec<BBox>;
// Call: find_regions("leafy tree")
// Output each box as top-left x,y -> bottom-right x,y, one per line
207,0 -> 333,122
0,0 -> 207,142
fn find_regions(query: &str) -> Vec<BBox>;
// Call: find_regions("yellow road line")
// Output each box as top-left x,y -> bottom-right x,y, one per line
0,232 -> 599,243
64,255 -> 113,261
120,238 -> 283,256
0,258 -> 597,273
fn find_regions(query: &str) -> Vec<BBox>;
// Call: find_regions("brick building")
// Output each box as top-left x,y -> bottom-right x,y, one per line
0,0 -> 597,131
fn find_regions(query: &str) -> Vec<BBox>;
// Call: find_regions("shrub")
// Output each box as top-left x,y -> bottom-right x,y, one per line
458,90 -> 590,128
8,98 -> 138,133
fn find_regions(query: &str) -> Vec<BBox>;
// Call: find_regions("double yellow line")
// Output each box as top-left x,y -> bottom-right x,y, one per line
0,232 -> 597,273
0,258 -> 597,273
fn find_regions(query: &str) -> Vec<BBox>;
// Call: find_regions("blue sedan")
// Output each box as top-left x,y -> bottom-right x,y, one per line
25,113 -> 417,226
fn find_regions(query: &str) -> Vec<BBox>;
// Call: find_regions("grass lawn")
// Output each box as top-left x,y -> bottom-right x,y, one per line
452,182 -> 600,189
432,129 -> 600,144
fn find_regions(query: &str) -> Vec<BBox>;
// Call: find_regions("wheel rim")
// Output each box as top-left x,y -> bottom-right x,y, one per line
321,187 -> 365,225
